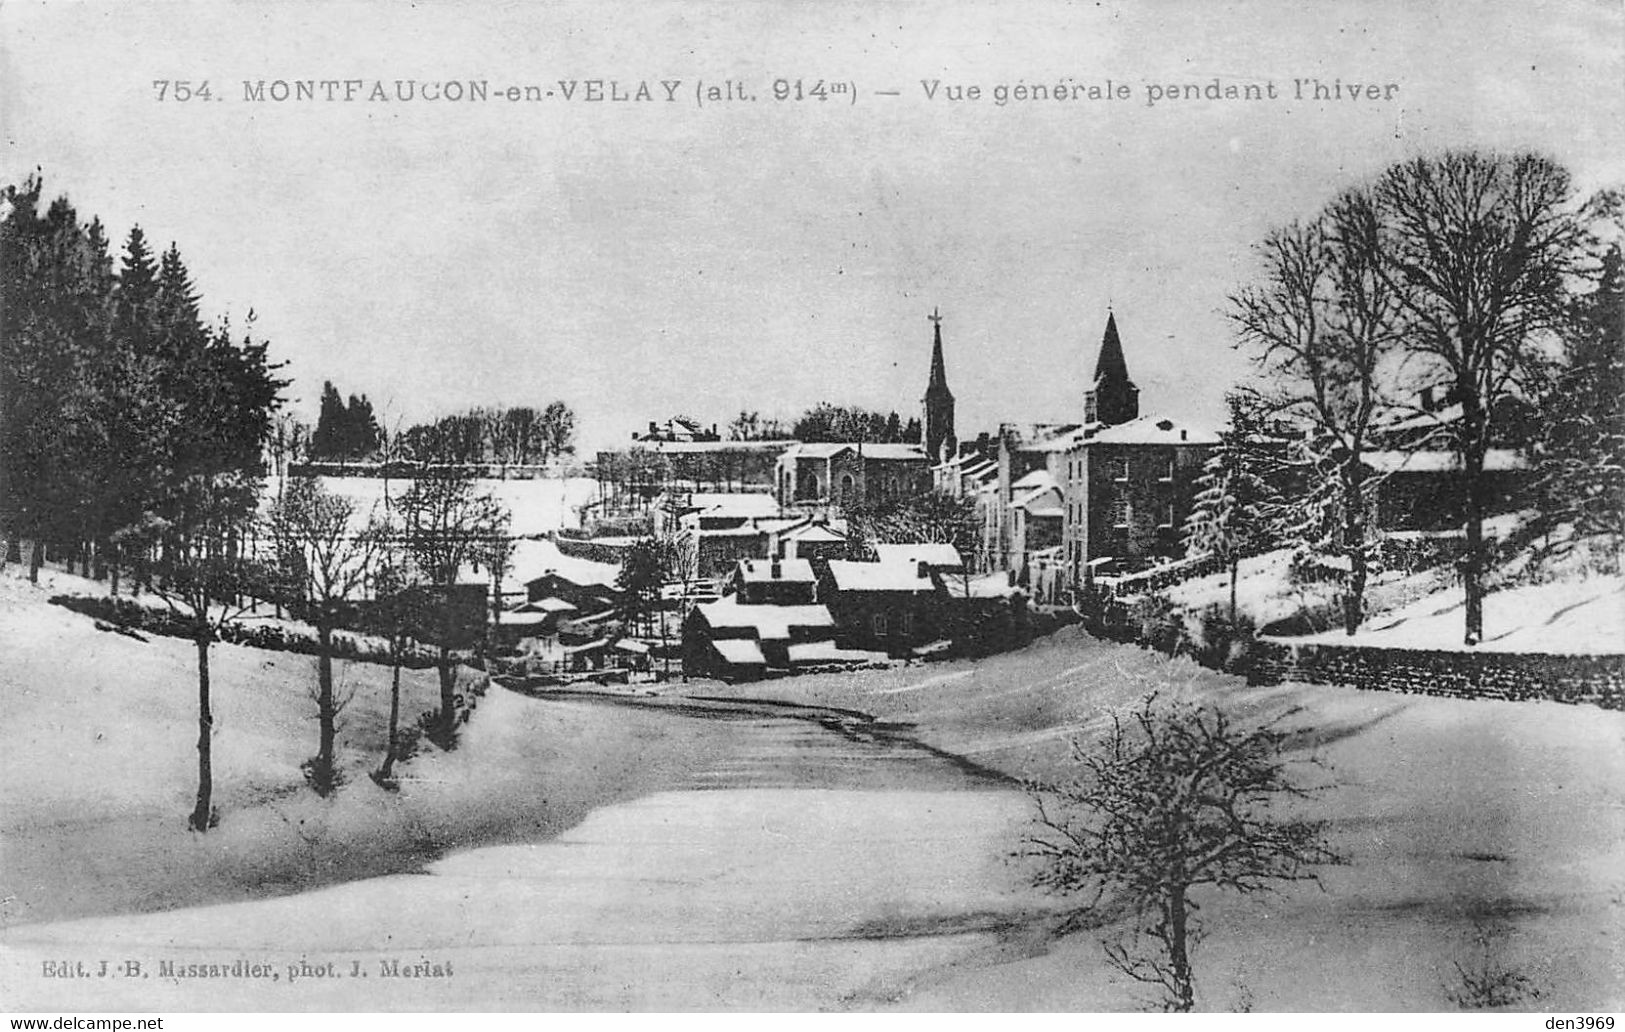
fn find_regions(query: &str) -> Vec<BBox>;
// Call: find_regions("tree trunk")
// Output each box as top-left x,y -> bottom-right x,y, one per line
1167,888 -> 1195,1012
1228,558 -> 1239,625
29,538 -> 43,583
437,644 -> 457,745
190,633 -> 214,832
379,654 -> 403,779
1341,461 -> 1367,636
1461,392 -> 1488,645
314,620 -> 337,794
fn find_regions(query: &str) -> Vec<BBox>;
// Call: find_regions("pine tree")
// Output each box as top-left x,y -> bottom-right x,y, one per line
311,380 -> 346,459
1182,394 -> 1280,621
1535,243 -> 1625,555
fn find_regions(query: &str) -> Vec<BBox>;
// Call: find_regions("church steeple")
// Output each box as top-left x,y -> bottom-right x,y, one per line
1088,310 -> 1139,426
922,307 -> 957,462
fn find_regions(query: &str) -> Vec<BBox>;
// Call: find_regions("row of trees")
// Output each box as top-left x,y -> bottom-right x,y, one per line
3,177 -> 284,830
265,469 -> 511,796
723,404 -> 924,445
791,403 -> 922,445
1183,151 -> 1621,644
1,176 -> 282,592
2,177 -> 518,830
394,403 -> 576,466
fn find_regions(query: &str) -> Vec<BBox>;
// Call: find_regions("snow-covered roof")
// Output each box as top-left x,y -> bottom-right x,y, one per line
873,543 -> 964,570
696,596 -> 835,638
826,560 -> 935,592
518,542 -> 622,589
736,558 -> 817,582
780,442 -> 928,462
781,522 -> 846,544
639,439 -> 794,454
517,596 -> 579,614
1002,423 -> 1082,449
496,610 -> 554,628
1085,415 -> 1219,446
690,493 -> 782,518
1362,448 -> 1528,474
1375,403 -> 1462,435
711,638 -> 767,665
943,573 -> 1019,599
695,526 -> 769,539
1012,471 -> 1062,512
753,516 -> 810,535
1010,469 -> 1057,493
786,641 -> 884,664
1029,427 -> 1096,452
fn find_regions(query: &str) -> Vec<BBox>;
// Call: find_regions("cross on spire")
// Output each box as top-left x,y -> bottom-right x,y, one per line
928,306 -> 942,326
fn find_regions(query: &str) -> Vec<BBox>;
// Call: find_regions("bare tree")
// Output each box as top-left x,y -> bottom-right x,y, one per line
1360,151 -> 1592,644
139,472 -> 266,831
266,476 -> 382,795
1230,195 -> 1403,634
396,465 -> 509,746
368,538 -> 432,788
1024,694 -> 1335,1012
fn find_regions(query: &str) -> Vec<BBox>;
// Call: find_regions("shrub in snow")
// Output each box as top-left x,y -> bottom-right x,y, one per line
1193,604 -> 1259,675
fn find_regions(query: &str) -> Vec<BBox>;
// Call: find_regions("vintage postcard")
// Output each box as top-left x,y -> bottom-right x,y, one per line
2,0 -> 1621,1018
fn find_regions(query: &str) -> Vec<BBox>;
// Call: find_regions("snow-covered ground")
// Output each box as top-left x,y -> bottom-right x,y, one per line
5,570 -> 1623,1010
263,475 -> 599,537
1292,574 -> 1625,653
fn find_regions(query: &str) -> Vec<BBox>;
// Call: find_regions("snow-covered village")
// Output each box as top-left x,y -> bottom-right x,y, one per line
3,1 -> 1623,1019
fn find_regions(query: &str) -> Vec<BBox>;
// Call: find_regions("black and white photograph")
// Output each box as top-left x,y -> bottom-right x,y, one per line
1,0 -> 1622,1017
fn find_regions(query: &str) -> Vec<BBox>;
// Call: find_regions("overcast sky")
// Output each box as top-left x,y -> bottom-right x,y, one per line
4,1 -> 1621,451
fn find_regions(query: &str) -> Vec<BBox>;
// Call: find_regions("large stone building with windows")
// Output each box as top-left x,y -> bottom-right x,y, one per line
985,312 -> 1217,597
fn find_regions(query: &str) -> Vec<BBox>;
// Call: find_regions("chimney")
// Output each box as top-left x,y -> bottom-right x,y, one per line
917,560 -> 931,579
771,560 -> 782,579
1180,429 -> 1187,441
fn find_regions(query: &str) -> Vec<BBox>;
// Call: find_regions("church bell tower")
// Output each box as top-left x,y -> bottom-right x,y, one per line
922,308 -> 957,463
1087,309 -> 1140,427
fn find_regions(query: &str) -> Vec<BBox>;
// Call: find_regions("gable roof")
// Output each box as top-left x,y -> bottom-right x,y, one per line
781,522 -> 847,544
873,543 -> 964,570
736,558 -> 818,583
782,442 -> 929,462
1084,414 -> 1219,447
690,493 -> 782,519
826,559 -> 936,592
696,596 -> 835,638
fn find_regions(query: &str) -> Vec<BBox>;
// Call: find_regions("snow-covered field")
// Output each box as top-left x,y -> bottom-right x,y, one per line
1293,574 -> 1625,653
263,475 -> 600,537
686,632 -> 1625,1010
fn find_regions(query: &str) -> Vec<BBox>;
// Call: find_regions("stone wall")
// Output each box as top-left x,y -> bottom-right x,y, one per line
1249,637 -> 1625,709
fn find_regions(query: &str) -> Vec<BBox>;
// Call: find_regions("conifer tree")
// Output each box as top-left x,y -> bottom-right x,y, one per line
1183,394 -> 1280,622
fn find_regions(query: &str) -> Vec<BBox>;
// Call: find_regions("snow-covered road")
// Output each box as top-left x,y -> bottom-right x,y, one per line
2,705 -> 1049,1011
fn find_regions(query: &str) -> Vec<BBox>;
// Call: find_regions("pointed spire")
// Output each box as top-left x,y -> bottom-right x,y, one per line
1090,310 -> 1140,426
1094,311 -> 1129,386
922,306 -> 956,463
926,307 -> 950,394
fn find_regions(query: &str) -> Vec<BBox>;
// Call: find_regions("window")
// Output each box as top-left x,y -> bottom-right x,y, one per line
872,613 -> 889,636
1159,499 -> 1175,529
1111,495 -> 1131,529
901,612 -> 915,637
1114,455 -> 1130,482
1160,451 -> 1175,482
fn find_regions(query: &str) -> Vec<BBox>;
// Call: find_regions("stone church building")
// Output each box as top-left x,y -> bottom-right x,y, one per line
985,312 -> 1217,595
